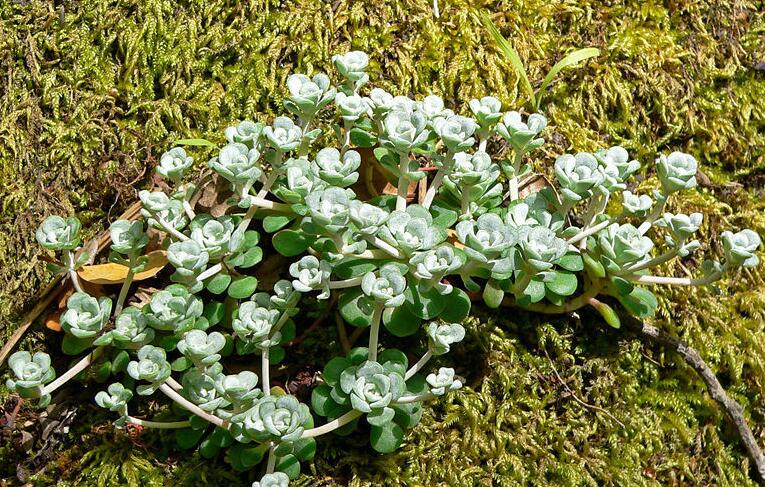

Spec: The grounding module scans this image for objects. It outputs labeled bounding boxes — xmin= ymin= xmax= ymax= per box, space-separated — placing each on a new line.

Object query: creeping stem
xmin=65 ymin=250 xmax=84 ymax=293
xmin=158 ymin=382 xmax=227 ymax=428
xmin=300 ymin=410 xmax=362 ymax=439
xmin=266 ymin=445 xmax=276 ymax=474
xmin=363 ymin=236 xmax=402 ymax=259
xmin=196 ymin=263 xmax=223 ymax=283
xmin=637 ymin=193 xmax=667 ymax=235
xmin=404 ymin=351 xmax=433 ymax=380
xmin=367 ymin=304 xmax=384 ymax=362
xmin=567 ymin=217 xmax=621 ymax=245
xmin=114 ymin=254 xmax=137 ymax=316
xmin=262 ymin=347 xmax=271 ymax=396
xmin=126 ymin=417 xmax=191 ymax=429
xmin=395 ymin=392 xmax=437 ymax=404
xmin=328 ymin=277 xmax=364 ymax=289
xmin=508 ymin=150 xmax=524 ymax=202
xmin=41 ymin=347 xmax=104 ymax=396
xmin=619 ymin=248 xmax=679 ymax=274
xmin=626 ymin=270 xmax=723 ymax=287
xmin=422 ymin=149 xmax=455 ymax=209
xmin=395 ymin=152 xmax=410 ymax=212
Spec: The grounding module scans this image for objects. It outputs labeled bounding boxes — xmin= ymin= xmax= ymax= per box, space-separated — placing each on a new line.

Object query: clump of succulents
xmin=7 ymin=51 xmax=761 ymax=486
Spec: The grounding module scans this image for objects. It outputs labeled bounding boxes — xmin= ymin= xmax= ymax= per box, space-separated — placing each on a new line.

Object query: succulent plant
xmin=60 ymin=292 xmax=112 ymax=339
xmin=6 ymin=351 xmax=55 ymax=398
xmin=426 ymin=322 xmax=466 ymax=355
xmin=157 ymin=147 xmax=194 ymax=182
xmin=36 ymin=215 xmax=81 ymax=251
xmin=27 ymin=50 xmax=762 ymax=485
xmin=127 ymin=345 xmax=172 ymax=395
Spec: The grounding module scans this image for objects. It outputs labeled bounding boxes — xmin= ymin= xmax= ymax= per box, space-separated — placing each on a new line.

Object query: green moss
xmin=1 ymin=0 xmax=764 ymax=484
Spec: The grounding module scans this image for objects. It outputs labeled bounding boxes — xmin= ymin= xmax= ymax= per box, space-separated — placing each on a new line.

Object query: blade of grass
xmin=175 ymin=138 xmax=218 ymax=148
xmin=481 ymin=12 xmax=535 ymax=109
xmin=536 ymin=48 xmax=600 ymax=109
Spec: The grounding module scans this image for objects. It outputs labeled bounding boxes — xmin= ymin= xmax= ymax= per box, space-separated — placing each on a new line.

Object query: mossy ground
xmin=1 ymin=0 xmax=764 ymax=485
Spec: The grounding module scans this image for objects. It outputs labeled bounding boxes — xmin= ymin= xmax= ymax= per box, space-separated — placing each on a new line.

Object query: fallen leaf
xmin=45 ymin=311 xmax=62 ymax=332
xmin=77 ymin=250 xmax=168 ymax=285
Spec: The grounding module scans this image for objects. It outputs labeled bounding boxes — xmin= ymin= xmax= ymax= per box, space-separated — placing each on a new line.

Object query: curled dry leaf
xmin=77 ymin=250 xmax=168 ymax=285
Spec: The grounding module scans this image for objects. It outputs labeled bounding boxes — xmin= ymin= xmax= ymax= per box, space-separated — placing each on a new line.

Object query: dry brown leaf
xmin=45 ymin=310 xmax=62 ymax=332
xmin=77 ymin=250 xmax=168 ymax=285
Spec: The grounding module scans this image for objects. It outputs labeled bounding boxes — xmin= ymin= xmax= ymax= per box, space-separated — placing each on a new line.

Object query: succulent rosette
xmin=426 ymin=322 xmax=466 ymax=355
xmin=182 ymin=369 xmax=229 ymax=412
xmin=232 ymin=298 xmax=281 ymax=349
xmin=109 ymin=220 xmax=148 ymax=255
xmin=721 ymin=229 xmax=761 ymax=268
xmin=284 ymin=73 xmax=335 ymax=116
xmin=36 ymin=215 xmax=81 ymax=251
xmin=225 ymin=120 xmax=264 ymax=147
xmin=332 ymin=51 xmax=369 ymax=85
xmin=234 ymin=394 xmax=311 ymax=445
xmin=313 ymin=148 xmax=361 ymax=187
xmin=252 ymin=472 xmax=290 ymax=487
xmin=554 ymin=152 xmax=606 ymax=201
xmin=621 ymin=191 xmax=653 ymax=218
xmin=361 ymin=264 xmax=408 ymax=307
xmin=304 ymin=186 xmax=352 ymax=234
xmin=289 ymin=256 xmax=331 ymax=299
xmin=189 ymin=214 xmax=239 ymax=260
xmin=520 ymin=226 xmax=568 ymax=272
xmin=455 ymin=213 xmax=517 ymax=266
xmin=157 ymin=147 xmax=194 ymax=182
xmin=6 ymin=351 xmax=55 ymax=399
xmin=138 ymin=190 xmax=189 ymax=231
xmin=215 ymin=371 xmax=262 ymax=408
xmin=469 ymin=96 xmax=503 ymax=128
xmin=209 ymin=142 xmax=263 ymax=185
xmin=338 ymin=360 xmax=406 ymax=426
xmin=94 ymin=307 xmax=154 ymax=349
xmin=60 ymin=292 xmax=112 ymax=339
xmin=264 ymin=116 xmax=303 ymax=152
xmin=349 ymin=200 xmax=389 ymax=235
xmin=95 ymin=382 xmax=133 ymax=420
xmin=596 ymin=223 xmax=654 ymax=270
xmin=426 ymin=367 xmax=462 ymax=396
xmin=410 ymin=244 xmax=463 ymax=294
xmin=167 ymin=239 xmax=209 ymax=291
xmin=126 ymin=345 xmax=172 ymax=395
xmin=496 ymin=111 xmax=546 ymax=153
xmin=656 ymin=151 xmax=697 ymax=193
xmin=433 ymin=114 xmax=477 ymax=151
xmin=176 ymin=329 xmax=226 ymax=367
xmin=335 ymin=92 xmax=368 ymax=122
xmin=143 ymin=284 xmax=204 ymax=333
xmin=380 ymin=109 xmax=431 ymax=153
xmin=378 ymin=205 xmax=445 ymax=256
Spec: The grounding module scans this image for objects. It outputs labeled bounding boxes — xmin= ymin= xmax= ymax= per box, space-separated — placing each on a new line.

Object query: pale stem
xmin=154 ymin=215 xmax=190 ymax=241
xmin=114 ymin=254 xmax=137 ymax=316
xmin=422 ymin=150 xmax=455 ymax=209
xmin=626 ymin=270 xmax=723 ymax=287
xmin=65 ymin=250 xmax=84 ymax=293
xmin=266 ymin=444 xmax=276 ymax=474
xmin=506 ymin=282 xmax=603 ymax=314
xmin=262 ymin=348 xmax=271 ymax=396
xmin=637 ymin=194 xmax=668 ymax=235
xmin=236 ymin=168 xmax=281 ymax=235
xmin=460 ymin=185 xmax=473 ymax=215
xmin=245 ymin=196 xmax=292 ymax=213
xmin=329 ymin=277 xmax=364 ymax=289
xmin=363 ymin=235 xmax=402 ymax=259
xmin=300 ymin=410 xmax=362 ymax=439
xmin=396 ymin=153 xmax=410 ymax=212
xmin=567 ymin=217 xmax=619 ymax=245
xmin=166 ymin=376 xmax=183 ymax=391
xmin=404 ymin=351 xmax=433 ymax=380
xmin=298 ymin=116 xmax=315 ymax=157
xmin=367 ymin=304 xmax=384 ymax=362
xmin=340 ymin=119 xmax=353 ymax=157
xmin=395 ymin=392 xmax=437 ymax=404
xmin=508 ymin=150 xmax=524 ymax=202
xmin=126 ymin=416 xmax=191 ymax=429
xmin=196 ymin=263 xmax=223 ymax=283
xmin=433 ymin=0 xmax=440 ymax=18
xmin=158 ymin=383 xmax=227 ymax=428
xmin=341 ymin=247 xmax=391 ymax=260
xmin=41 ymin=347 xmax=104 ymax=396
xmin=271 ymin=311 xmax=292 ymax=337
xmin=182 ymin=199 xmax=196 ymax=221
xmin=478 ymin=138 xmax=488 ymax=152
xmin=620 ymin=248 xmax=679 ymax=274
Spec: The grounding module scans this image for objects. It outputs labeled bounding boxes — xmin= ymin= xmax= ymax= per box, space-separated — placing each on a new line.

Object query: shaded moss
xmin=1 ymin=0 xmax=764 ymax=485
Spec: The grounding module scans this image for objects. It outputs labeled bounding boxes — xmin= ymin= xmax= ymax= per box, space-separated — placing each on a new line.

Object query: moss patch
xmin=1 ymin=0 xmax=764 ymax=484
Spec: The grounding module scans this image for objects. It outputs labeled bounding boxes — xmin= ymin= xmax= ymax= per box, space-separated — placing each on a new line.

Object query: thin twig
xmin=623 ymin=315 xmax=765 ymax=481
xmin=543 ymin=348 xmax=626 ymax=429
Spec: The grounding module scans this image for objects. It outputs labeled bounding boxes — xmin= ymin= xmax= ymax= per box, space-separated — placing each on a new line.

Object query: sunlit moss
xmin=1 ymin=0 xmax=763 ymax=484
